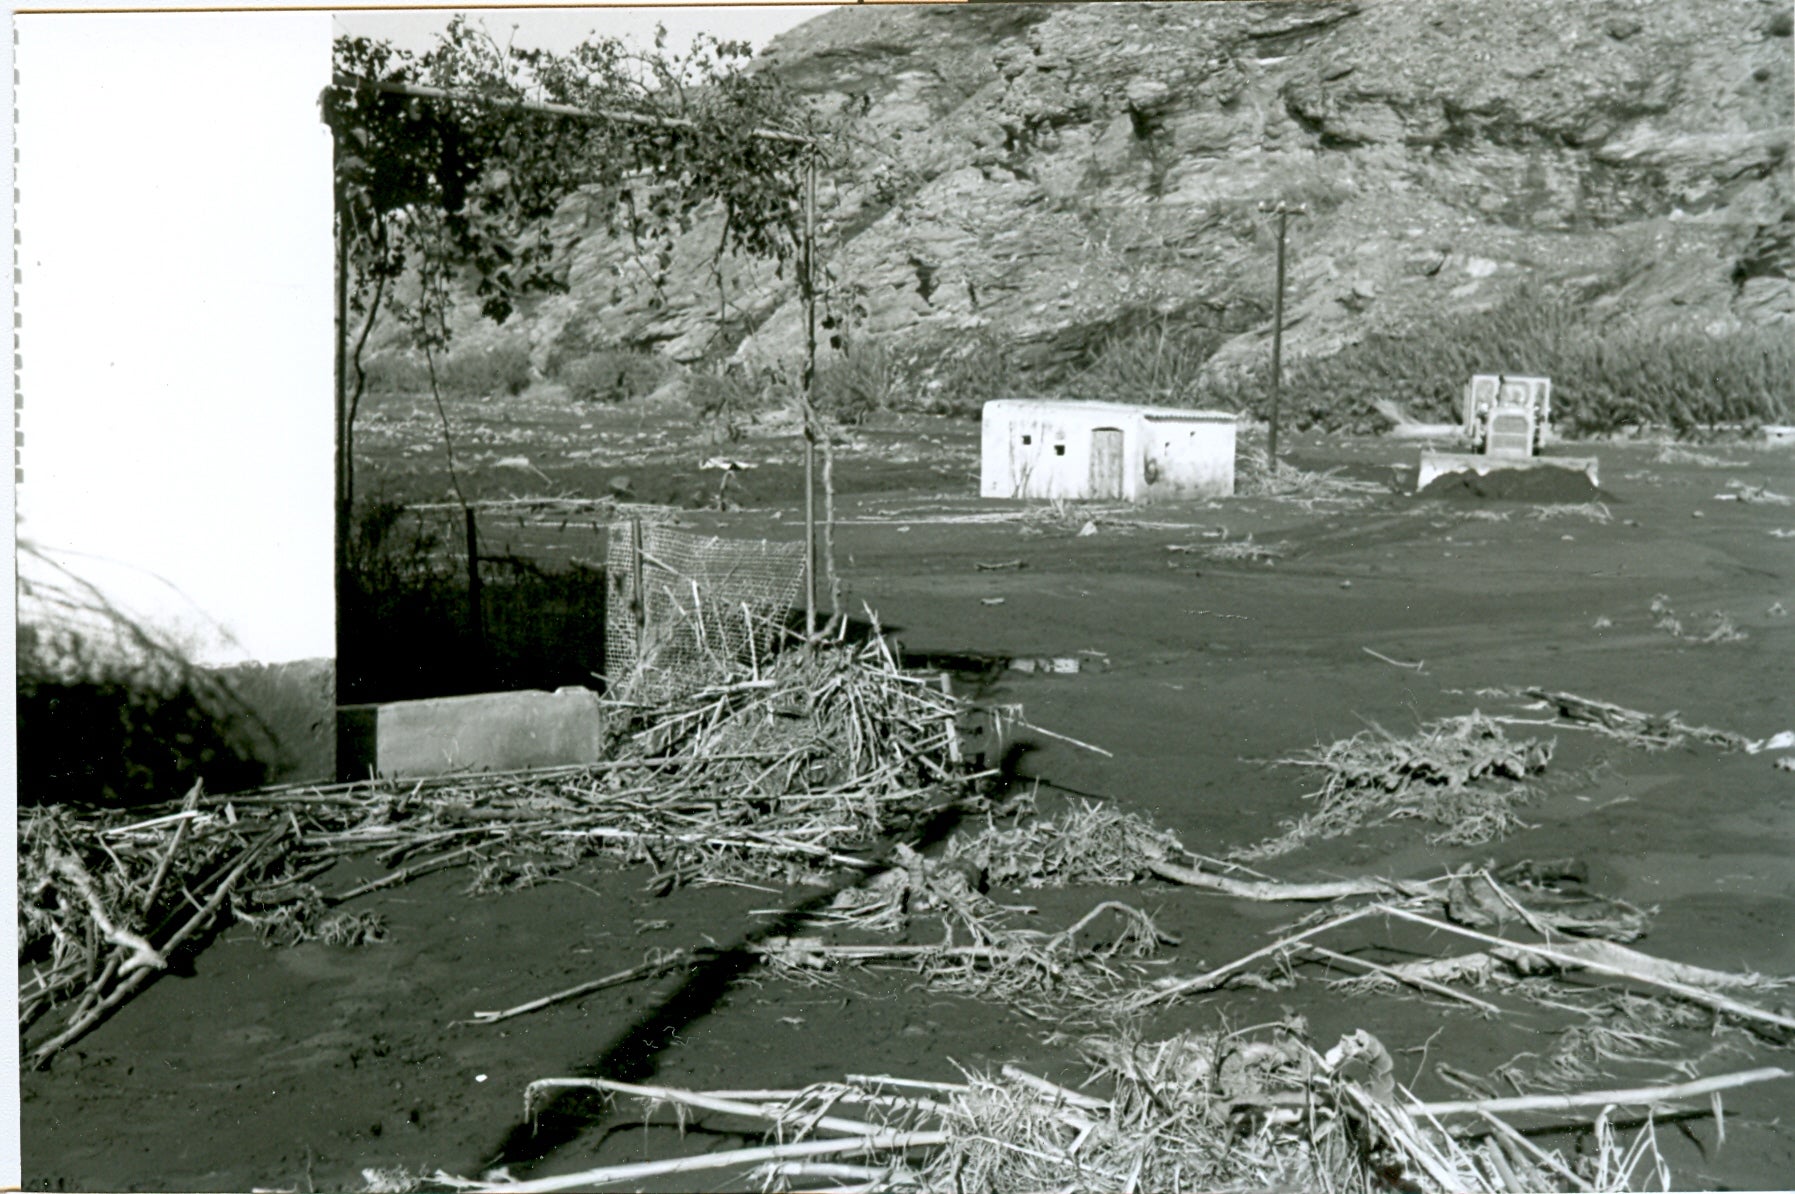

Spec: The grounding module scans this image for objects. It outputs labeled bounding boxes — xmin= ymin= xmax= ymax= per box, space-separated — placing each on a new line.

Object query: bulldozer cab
xmin=1463 ymin=374 xmax=1550 ymax=455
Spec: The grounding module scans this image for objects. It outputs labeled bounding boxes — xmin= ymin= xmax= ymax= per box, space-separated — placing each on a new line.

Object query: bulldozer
xmin=1463 ymin=373 xmax=1550 ymax=456
xmin=1416 ymin=373 xmax=1599 ymax=490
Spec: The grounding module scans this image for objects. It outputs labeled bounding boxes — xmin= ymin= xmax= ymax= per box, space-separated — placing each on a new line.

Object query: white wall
xmin=15 ymin=13 xmax=335 ymax=668
xmin=1143 ymin=416 xmax=1236 ymax=498
xmin=981 ymin=401 xmax=1140 ymax=502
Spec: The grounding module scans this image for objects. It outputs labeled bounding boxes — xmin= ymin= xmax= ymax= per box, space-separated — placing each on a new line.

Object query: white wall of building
xmin=982 ymin=400 xmax=1235 ymax=502
xmin=981 ymin=401 xmax=1136 ymax=502
xmin=15 ymin=12 xmax=335 ymax=668
xmin=1142 ymin=414 xmax=1236 ymax=497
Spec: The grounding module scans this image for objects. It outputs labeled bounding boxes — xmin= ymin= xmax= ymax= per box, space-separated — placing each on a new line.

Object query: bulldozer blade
xmin=1416 ymin=451 xmax=1600 ymax=492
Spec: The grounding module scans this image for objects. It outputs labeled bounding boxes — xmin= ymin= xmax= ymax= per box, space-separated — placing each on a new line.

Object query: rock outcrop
xmin=489 ymin=0 xmax=1794 ymax=386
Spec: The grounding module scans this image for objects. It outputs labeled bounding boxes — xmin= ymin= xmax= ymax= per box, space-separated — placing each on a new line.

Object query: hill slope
xmin=440 ymin=0 xmax=1794 ymax=417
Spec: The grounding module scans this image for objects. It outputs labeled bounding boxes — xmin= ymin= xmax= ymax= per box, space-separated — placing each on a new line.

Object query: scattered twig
xmin=463 ymin=951 xmax=697 ymax=1026
xmin=1373 ymin=905 xmax=1795 ymax=1035
xmin=1363 ymin=647 xmax=1425 ymax=672
xmin=1146 ymin=859 xmax=1438 ymax=902
xmin=1408 ymin=1066 xmax=1789 ymax=1119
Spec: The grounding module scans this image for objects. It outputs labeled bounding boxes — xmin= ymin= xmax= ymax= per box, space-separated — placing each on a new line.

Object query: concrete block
xmin=338 ymin=687 xmax=604 ymax=780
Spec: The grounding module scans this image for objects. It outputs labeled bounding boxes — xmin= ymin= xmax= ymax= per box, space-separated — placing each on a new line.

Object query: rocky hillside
xmin=471 ymin=0 xmax=1794 ymax=397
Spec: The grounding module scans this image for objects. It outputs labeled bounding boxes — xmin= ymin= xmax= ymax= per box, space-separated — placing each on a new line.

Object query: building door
xmin=1090 ymin=428 xmax=1124 ymax=499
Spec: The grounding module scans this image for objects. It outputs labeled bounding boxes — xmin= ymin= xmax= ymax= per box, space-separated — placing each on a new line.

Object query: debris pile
xmin=455 ymin=1023 xmax=1788 ymax=1194
xmin=1236 ymin=446 xmax=1385 ymax=508
xmin=17 ymin=635 xmax=979 ymax=1066
xmin=1237 ymin=713 xmax=1554 ymax=860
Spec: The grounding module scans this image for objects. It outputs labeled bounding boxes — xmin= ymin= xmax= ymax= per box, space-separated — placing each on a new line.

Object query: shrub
xmin=358 ymin=351 xmax=429 ymax=394
xmin=15 ymin=622 xmax=268 ymax=807
xmin=814 ymin=340 xmax=899 ymax=423
xmin=690 ymin=366 xmax=775 ymax=431
xmin=438 ymin=339 xmax=534 ymax=398
xmin=1199 ymin=289 xmax=1794 ymax=436
xmin=1070 ymin=319 xmax=1224 ymax=405
xmin=559 ymin=349 xmax=668 ymax=404
xmin=926 ymin=331 xmax=1023 ymax=417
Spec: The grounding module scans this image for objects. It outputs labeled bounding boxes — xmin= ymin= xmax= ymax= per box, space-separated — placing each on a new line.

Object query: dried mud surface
xmin=21 ymin=418 xmax=1795 ymax=1192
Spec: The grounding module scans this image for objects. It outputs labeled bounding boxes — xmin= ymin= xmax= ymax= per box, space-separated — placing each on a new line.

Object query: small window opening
xmin=1053 ymin=444 xmax=1066 ymax=457
xmin=1022 ymin=434 xmax=1032 ymax=445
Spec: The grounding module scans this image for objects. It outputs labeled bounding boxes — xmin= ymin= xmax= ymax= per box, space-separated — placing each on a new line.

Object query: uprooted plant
xmin=1234 ymin=713 xmax=1554 ymax=861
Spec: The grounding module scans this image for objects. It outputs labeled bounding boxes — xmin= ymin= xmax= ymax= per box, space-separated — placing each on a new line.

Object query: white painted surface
xmin=982 ymin=400 xmax=1236 ymax=502
xmin=15 ymin=12 xmax=335 ymax=668
xmin=1143 ymin=413 xmax=1237 ymax=497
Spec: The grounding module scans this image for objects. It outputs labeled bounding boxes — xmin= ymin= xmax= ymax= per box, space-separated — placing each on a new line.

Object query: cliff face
xmin=514 ymin=0 xmax=1793 ymax=383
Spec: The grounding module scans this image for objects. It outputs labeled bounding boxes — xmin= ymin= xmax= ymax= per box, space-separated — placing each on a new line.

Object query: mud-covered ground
xmin=21 ymin=391 xmax=1795 ymax=1191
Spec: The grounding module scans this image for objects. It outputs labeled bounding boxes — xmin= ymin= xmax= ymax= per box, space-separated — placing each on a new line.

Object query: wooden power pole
xmin=1260 ymin=201 xmax=1305 ymax=463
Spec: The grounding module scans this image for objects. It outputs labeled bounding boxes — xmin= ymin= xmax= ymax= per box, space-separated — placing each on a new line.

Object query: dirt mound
xmin=1419 ymin=465 xmax=1611 ymax=503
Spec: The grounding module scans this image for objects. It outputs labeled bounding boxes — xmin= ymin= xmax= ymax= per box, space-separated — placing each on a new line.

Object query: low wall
xmin=338 ymin=686 xmax=605 ymax=780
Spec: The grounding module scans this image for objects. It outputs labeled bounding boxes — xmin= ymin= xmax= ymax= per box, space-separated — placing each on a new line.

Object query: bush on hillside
xmin=1071 ymin=320 xmax=1225 ymax=405
xmin=814 ymin=340 xmax=900 ymax=424
xmin=439 ymin=340 xmax=534 ymax=398
xmin=559 ymin=349 xmax=668 ymax=404
xmin=358 ymin=351 xmax=430 ymax=395
xmin=1199 ymin=290 xmax=1794 ymax=436
xmin=923 ymin=331 xmax=1023 ymax=417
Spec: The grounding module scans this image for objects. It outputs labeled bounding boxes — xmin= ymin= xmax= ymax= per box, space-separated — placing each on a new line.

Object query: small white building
xmin=980 ymin=399 xmax=1237 ymax=502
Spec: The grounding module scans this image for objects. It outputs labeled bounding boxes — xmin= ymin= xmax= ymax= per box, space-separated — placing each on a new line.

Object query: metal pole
xmin=1269 ymin=207 xmax=1287 ymax=464
xmin=802 ymin=152 xmax=818 ymax=639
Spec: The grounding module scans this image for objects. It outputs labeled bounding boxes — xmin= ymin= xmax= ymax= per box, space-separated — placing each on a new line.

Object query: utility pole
xmin=802 ymin=151 xmax=819 ymax=640
xmin=1260 ymin=201 xmax=1304 ymax=463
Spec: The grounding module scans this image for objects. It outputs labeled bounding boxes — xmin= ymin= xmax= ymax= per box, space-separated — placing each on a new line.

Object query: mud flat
xmin=21 ymin=431 xmax=1795 ymax=1191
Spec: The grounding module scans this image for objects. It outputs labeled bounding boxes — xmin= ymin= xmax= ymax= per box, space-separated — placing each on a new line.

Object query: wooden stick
xmin=554 ymin=825 xmax=876 ymax=870
xmin=1408 ymin=1067 xmax=1789 ymax=1119
xmin=32 ymin=825 xmax=285 ymax=1066
xmin=141 ymin=784 xmax=204 ymax=916
xmin=998 ymin=1065 xmax=1111 ymax=1112
xmin=1374 ymin=905 xmax=1795 ymax=1033
xmin=751 ymin=1162 xmax=906 ymax=1184
xmin=196 ymin=754 xmax=790 ymax=806
xmin=331 ymin=71 xmax=814 ymax=145
xmin=1010 ymin=721 xmax=1114 ymax=758
xmin=1473 ymin=1110 xmax=1592 ymax=1191
xmin=1136 ymin=906 xmax=1379 ymax=1006
xmin=524 ymin=1076 xmax=888 ymax=1139
xmin=471 ymin=1129 xmax=952 ymax=1192
xmin=465 ymin=952 xmax=694 ymax=1025
xmin=845 ymin=1074 xmax=971 ymax=1096
xmin=1146 ymin=859 xmax=1439 ymax=902
xmin=1300 ymin=943 xmax=1501 ymax=1015
xmin=326 ymin=841 xmax=489 ymax=904
xmin=1536 ymin=937 xmax=1784 ymax=992
xmin=1363 ymin=647 xmax=1425 ymax=671
xmin=756 ymin=939 xmax=1034 ymax=963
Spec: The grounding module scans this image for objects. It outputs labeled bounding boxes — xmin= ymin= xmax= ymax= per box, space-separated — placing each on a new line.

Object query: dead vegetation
xmin=446 ymin=1023 xmax=1788 ymax=1194
xmin=1649 ymin=593 xmax=1749 ymax=644
xmin=18 ymin=635 xmax=980 ymax=1068
xmin=1235 ymin=445 xmax=1386 ymax=508
xmin=1528 ymin=501 xmax=1614 ymax=524
xmin=1234 ymin=714 xmax=1553 ymax=861
xmin=24 ymin=568 xmax=1794 ymax=1193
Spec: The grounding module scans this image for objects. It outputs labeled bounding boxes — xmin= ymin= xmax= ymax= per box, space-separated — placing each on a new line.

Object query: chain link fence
xmin=604 ymin=518 xmax=807 ymax=701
